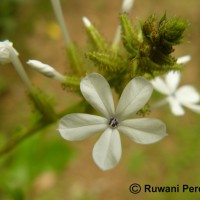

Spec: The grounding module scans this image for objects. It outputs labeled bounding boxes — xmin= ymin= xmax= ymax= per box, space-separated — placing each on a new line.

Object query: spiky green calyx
xmin=62 ymin=75 xmax=81 ymax=91
xmin=87 ymin=51 xmax=126 ymax=72
xmin=84 ymin=19 xmax=108 ymax=51
xmin=29 ymin=88 xmax=57 ymax=123
xmin=120 ymin=13 xmax=138 ymax=56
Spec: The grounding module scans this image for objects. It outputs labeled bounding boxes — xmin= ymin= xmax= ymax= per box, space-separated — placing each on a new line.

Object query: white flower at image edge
xmin=151 ymin=71 xmax=200 ymax=116
xmin=58 ymin=73 xmax=167 ymax=170
xmin=0 ymin=40 xmax=18 ymax=64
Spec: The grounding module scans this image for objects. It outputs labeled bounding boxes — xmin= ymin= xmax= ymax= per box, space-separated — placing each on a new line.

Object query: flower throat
xmin=108 ymin=117 xmax=119 ymax=128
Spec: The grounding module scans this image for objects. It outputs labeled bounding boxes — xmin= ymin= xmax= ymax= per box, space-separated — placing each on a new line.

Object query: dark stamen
xmin=108 ymin=117 xmax=119 ymax=128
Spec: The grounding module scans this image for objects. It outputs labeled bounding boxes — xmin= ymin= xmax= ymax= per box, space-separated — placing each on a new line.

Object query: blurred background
xmin=0 ymin=0 xmax=200 ymax=199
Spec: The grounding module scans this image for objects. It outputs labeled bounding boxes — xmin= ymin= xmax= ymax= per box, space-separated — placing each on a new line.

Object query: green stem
xmin=0 ymin=101 xmax=85 ymax=156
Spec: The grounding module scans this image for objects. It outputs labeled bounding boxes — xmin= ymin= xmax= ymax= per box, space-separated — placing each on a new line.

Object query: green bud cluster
xmin=142 ymin=14 xmax=188 ymax=65
xmin=84 ymin=13 xmax=188 ymax=93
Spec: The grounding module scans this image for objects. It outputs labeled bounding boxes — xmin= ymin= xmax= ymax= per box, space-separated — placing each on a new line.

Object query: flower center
xmin=108 ymin=117 xmax=119 ymax=128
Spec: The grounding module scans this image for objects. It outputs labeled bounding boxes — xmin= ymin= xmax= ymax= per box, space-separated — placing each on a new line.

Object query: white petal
xmin=80 ymin=73 xmax=115 ymax=118
xmin=116 ymin=77 xmax=153 ymax=120
xmin=176 ymin=85 xmax=200 ymax=104
xmin=177 ymin=55 xmax=191 ymax=64
xmin=151 ymin=77 xmax=171 ymax=95
xmin=118 ymin=118 xmax=167 ymax=144
xmin=92 ymin=128 xmax=121 ymax=170
xmin=165 ymin=71 xmax=180 ymax=92
xmin=58 ymin=113 xmax=107 ymax=141
xmin=183 ymin=103 xmax=200 ymax=114
xmin=167 ymin=97 xmax=185 ymax=116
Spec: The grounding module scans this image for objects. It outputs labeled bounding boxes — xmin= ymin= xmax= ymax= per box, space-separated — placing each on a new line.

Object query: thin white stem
xmin=9 ymin=47 xmax=33 ymax=91
xmin=150 ymin=98 xmax=168 ymax=110
xmin=51 ymin=0 xmax=71 ymax=46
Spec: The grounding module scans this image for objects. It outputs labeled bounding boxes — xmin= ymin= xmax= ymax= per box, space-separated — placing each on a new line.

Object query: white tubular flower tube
xmin=50 ymin=0 xmax=71 ymax=46
xmin=0 ymin=40 xmax=32 ymax=91
xmin=27 ymin=60 xmax=65 ymax=82
xmin=112 ymin=0 xmax=135 ymax=48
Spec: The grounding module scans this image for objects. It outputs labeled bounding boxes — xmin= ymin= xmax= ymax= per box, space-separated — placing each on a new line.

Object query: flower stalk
xmin=51 ymin=0 xmax=83 ymax=74
xmin=50 ymin=0 xmax=71 ymax=46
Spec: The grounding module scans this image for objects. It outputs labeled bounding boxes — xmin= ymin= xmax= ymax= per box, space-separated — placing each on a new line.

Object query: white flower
xmin=0 ymin=40 xmax=32 ymax=91
xmin=0 ymin=40 xmax=18 ymax=64
xmin=58 ymin=73 xmax=167 ymax=170
xmin=151 ymin=71 xmax=200 ymax=116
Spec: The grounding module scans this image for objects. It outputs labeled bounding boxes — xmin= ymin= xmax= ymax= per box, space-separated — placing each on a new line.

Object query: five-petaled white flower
xmin=58 ymin=73 xmax=167 ymax=170
xmin=151 ymin=71 xmax=200 ymax=116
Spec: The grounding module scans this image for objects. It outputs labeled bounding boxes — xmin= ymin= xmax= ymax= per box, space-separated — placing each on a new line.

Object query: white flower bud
xmin=177 ymin=55 xmax=191 ymax=64
xmin=27 ymin=60 xmax=65 ymax=82
xmin=122 ymin=0 xmax=135 ymax=13
xmin=27 ymin=60 xmax=56 ymax=78
xmin=82 ymin=16 xmax=91 ymax=28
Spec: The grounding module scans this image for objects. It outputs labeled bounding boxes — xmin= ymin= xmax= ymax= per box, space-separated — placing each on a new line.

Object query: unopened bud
xmin=82 ymin=16 xmax=91 ymax=28
xmin=27 ymin=60 xmax=65 ymax=82
xmin=122 ymin=0 xmax=135 ymax=13
xmin=177 ymin=55 xmax=191 ymax=64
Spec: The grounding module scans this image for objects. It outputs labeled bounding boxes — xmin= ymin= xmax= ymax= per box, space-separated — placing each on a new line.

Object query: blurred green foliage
xmin=0 ymin=0 xmax=24 ymax=40
xmin=0 ymin=76 xmax=7 ymax=95
xmin=0 ymin=131 xmax=76 ymax=200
